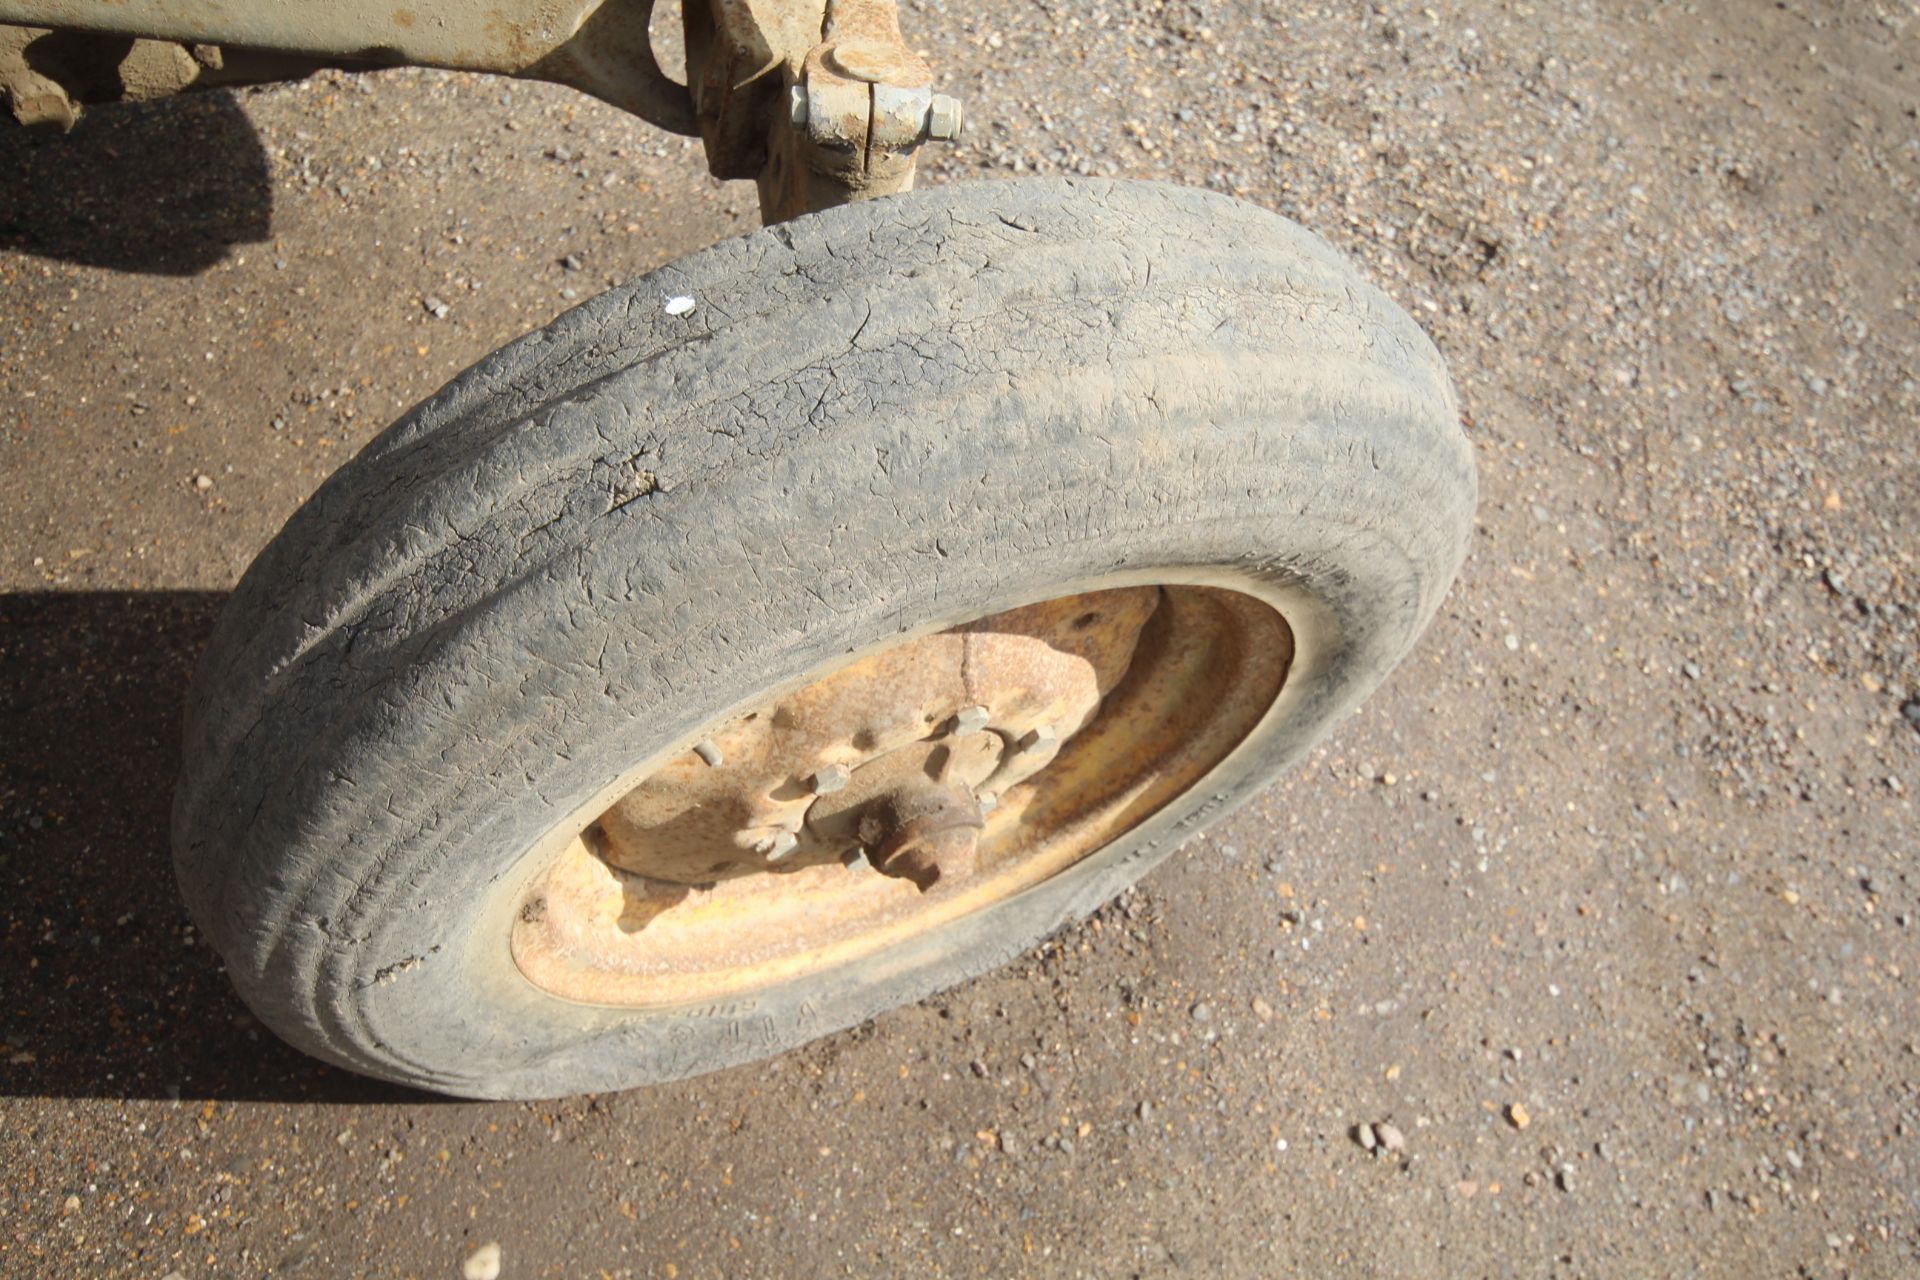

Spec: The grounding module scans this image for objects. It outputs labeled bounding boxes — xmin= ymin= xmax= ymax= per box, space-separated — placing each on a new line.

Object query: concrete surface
xmin=2 ymin=0 xmax=1917 ymax=1275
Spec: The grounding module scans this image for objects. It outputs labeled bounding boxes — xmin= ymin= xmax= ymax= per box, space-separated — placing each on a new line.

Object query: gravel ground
xmin=3 ymin=1 xmax=1918 ymax=1275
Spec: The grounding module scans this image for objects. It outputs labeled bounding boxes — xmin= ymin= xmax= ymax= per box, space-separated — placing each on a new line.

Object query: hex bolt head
xmin=1017 ymin=724 xmax=1058 ymax=756
xmin=810 ymin=763 xmax=851 ymax=795
xmin=977 ymin=792 xmax=999 ymax=814
xmin=787 ymin=83 xmax=809 ymax=128
xmin=950 ymin=705 xmax=990 ymax=736
xmin=757 ymin=831 xmax=800 ymax=863
xmin=926 ymin=94 xmax=963 ymax=141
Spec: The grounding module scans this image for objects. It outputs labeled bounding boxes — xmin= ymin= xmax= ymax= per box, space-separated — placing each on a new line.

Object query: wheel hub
xmin=512 ymin=584 xmax=1293 ymax=1008
xmin=585 ymin=590 xmax=1155 ymax=890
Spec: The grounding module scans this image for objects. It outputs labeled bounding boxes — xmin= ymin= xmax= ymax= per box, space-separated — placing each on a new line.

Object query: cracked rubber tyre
xmin=172 ymin=178 xmax=1474 ymax=1099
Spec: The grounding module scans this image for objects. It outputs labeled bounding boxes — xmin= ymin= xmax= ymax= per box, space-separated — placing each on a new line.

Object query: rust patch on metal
xmin=1 ymin=0 xmax=700 ymax=133
xmin=864 ymin=778 xmax=984 ymax=890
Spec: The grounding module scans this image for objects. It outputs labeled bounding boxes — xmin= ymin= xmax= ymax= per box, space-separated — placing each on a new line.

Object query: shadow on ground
xmin=0 ymin=591 xmax=419 ymax=1104
xmin=0 ymin=90 xmax=272 ymax=275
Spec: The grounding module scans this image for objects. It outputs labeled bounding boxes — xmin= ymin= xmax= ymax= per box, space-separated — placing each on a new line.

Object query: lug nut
xmin=756 ymin=831 xmax=800 ymax=863
xmin=926 ymin=94 xmax=963 ymax=141
xmin=788 ymin=83 xmax=809 ymax=128
xmin=950 ymin=705 xmax=990 ymax=736
xmin=1016 ymin=723 xmax=1058 ymax=756
xmin=810 ymin=763 xmax=851 ymax=795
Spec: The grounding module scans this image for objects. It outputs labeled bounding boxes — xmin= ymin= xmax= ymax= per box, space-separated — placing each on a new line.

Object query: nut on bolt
xmin=949 ymin=705 xmax=990 ymax=736
xmin=1016 ymin=723 xmax=1058 ymax=757
xmin=810 ymin=763 xmax=851 ymax=795
xmin=926 ymin=94 xmax=963 ymax=141
xmin=787 ymin=83 xmax=809 ymax=128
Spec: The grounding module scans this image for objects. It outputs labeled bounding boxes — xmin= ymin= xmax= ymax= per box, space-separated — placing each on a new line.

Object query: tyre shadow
xmin=0 ymin=590 xmax=420 ymax=1104
xmin=0 ymin=89 xmax=272 ymax=276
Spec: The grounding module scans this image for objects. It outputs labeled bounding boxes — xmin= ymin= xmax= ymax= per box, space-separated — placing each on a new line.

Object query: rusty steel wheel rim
xmin=510 ymin=584 xmax=1293 ymax=1007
